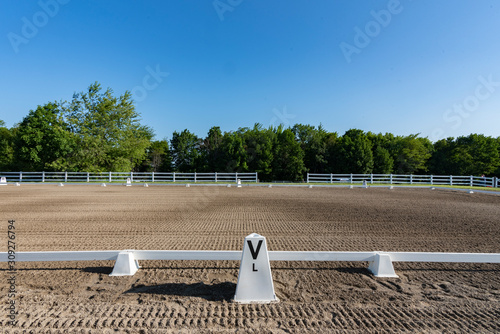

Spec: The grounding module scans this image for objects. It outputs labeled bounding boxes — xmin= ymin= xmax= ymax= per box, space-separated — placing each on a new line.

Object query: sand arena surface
xmin=1 ymin=185 xmax=500 ymax=333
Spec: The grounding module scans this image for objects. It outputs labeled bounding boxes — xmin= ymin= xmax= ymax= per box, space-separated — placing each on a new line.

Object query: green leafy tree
xmin=14 ymin=103 xmax=73 ymax=171
xmin=241 ymin=124 xmax=275 ymax=181
xmin=170 ymin=129 xmax=201 ymax=172
xmin=58 ymin=82 xmax=153 ymax=172
xmin=272 ymin=126 xmax=306 ymax=181
xmin=292 ymin=124 xmax=329 ymax=173
xmin=428 ymin=138 xmax=455 ymax=175
xmin=335 ymin=129 xmax=374 ymax=174
xmin=449 ymin=134 xmax=500 ymax=175
xmin=220 ymin=131 xmax=248 ymax=172
xmin=392 ymin=135 xmax=433 ymax=174
xmin=373 ymin=145 xmax=394 ymax=174
xmin=137 ymin=139 xmax=172 ymax=172
xmin=200 ymin=126 xmax=225 ymax=172
xmin=0 ymin=121 xmax=15 ymax=171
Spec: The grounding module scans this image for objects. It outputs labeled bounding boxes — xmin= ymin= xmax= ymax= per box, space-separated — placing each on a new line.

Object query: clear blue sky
xmin=1 ymin=0 xmax=499 ymax=142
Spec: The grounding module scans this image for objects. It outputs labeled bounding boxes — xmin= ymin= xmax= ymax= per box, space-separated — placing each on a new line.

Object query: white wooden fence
xmin=0 ymin=172 xmax=258 ymax=183
xmin=307 ymin=173 xmax=499 ymax=188
xmin=2 ymin=233 xmax=499 ymax=303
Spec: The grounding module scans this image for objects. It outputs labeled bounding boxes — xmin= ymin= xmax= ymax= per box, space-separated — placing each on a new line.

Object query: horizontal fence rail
xmin=0 ymin=172 xmax=258 ymax=184
xmin=2 ymin=250 xmax=499 ymax=266
xmin=307 ymin=173 xmax=498 ymax=188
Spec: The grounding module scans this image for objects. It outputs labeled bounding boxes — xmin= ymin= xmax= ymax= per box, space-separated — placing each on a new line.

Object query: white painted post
xmin=194 ymin=172 xmax=197 ymax=183
xmin=87 ymin=172 xmax=90 ymax=183
xmin=470 ymin=175 xmax=473 ymax=187
xmin=234 ymin=233 xmax=278 ymax=304
xmin=235 ymin=172 xmax=238 ymax=183
xmin=450 ymin=175 xmax=453 ymax=186
xmin=130 ymin=172 xmax=133 ymax=183
xmin=173 ymin=172 xmax=176 ymax=182
xmin=430 ymin=175 xmax=433 ymax=185
xmin=42 ymin=171 xmax=45 ymax=183
xmin=110 ymin=251 xmax=140 ymax=276
xmin=109 ymin=172 xmax=112 ymax=183
xmin=410 ymin=174 xmax=413 ymax=185
xmin=370 ymin=174 xmax=373 ymax=184
xmin=390 ymin=174 xmax=393 ymax=185
xmin=19 ymin=172 xmax=22 ymax=182
xmin=152 ymin=172 xmax=155 ymax=183
xmin=64 ymin=172 xmax=68 ymax=183
xmin=215 ymin=172 xmax=217 ymax=183
xmin=330 ymin=173 xmax=333 ymax=184
xmin=350 ymin=174 xmax=353 ymax=184
xmin=368 ymin=253 xmax=398 ymax=278
xmin=307 ymin=173 xmax=309 ymax=183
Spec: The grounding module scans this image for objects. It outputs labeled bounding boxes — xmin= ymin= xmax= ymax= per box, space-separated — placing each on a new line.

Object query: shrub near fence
xmin=0 ymin=172 xmax=258 ymax=183
xmin=307 ymin=174 xmax=499 ymax=188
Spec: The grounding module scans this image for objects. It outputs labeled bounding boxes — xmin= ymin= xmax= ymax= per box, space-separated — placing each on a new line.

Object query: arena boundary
xmin=2 ymin=233 xmax=499 ymax=303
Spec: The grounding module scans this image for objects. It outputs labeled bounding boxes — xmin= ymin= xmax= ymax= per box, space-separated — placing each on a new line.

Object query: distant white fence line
xmin=307 ymin=173 xmax=499 ymax=188
xmin=0 ymin=172 xmax=258 ymax=183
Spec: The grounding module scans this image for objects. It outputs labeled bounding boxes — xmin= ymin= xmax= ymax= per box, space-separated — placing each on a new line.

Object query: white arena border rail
xmin=307 ymin=173 xmax=499 ymax=188
xmin=2 ymin=233 xmax=499 ymax=303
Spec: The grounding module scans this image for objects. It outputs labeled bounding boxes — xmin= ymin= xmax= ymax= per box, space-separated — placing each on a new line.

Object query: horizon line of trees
xmin=1 ymin=83 xmax=499 ymax=181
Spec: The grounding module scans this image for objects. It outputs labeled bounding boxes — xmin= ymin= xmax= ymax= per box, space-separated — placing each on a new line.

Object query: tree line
xmin=1 ymin=83 xmax=499 ymax=181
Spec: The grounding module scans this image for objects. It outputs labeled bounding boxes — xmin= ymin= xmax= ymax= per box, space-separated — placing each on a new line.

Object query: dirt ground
xmin=1 ymin=184 xmax=499 ymax=333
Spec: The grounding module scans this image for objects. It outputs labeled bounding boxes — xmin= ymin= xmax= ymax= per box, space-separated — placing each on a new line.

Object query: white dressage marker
xmin=125 ymin=178 xmax=132 ymax=186
xmin=0 ymin=177 xmax=7 ymax=185
xmin=234 ymin=233 xmax=278 ymax=304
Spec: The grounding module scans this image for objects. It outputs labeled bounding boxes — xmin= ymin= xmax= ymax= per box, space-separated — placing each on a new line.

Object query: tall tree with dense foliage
xmin=14 ymin=103 xmax=73 ymax=171
xmin=0 ymin=120 xmax=14 ymax=171
xmin=272 ymin=126 xmax=306 ymax=181
xmin=448 ymin=134 xmax=500 ymax=176
xmin=137 ymin=139 xmax=172 ymax=172
xmin=241 ymin=124 xmax=275 ymax=181
xmin=199 ymin=126 xmax=225 ymax=172
xmin=335 ymin=129 xmax=374 ymax=174
xmin=170 ymin=129 xmax=201 ymax=172
xmin=392 ymin=135 xmax=433 ymax=174
xmin=292 ymin=124 xmax=329 ymax=173
xmin=220 ymin=131 xmax=248 ymax=172
xmin=57 ymin=82 xmax=154 ymax=172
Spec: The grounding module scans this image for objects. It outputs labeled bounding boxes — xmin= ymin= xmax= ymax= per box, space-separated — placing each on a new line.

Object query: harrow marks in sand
xmin=0 ymin=185 xmax=499 ymax=332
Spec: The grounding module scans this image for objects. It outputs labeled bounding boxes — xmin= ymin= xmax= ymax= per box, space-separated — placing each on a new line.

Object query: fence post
xmin=307 ymin=173 xmax=309 ymax=183
xmin=215 ymin=172 xmax=217 ymax=183
xmin=109 ymin=172 xmax=112 ymax=183
xmin=390 ymin=174 xmax=393 ymax=185
xmin=350 ymin=173 xmax=353 ymax=184
xmin=495 ymin=177 xmax=498 ymax=188
xmin=65 ymin=172 xmax=68 ymax=183
xmin=430 ymin=175 xmax=433 ymax=185
xmin=235 ymin=172 xmax=238 ymax=183
xmin=87 ymin=172 xmax=90 ymax=183
xmin=450 ymin=175 xmax=453 ymax=186
xmin=410 ymin=174 xmax=413 ymax=185
xmin=173 ymin=172 xmax=176 ymax=182
xmin=42 ymin=171 xmax=45 ymax=183
xmin=19 ymin=172 xmax=22 ymax=182
xmin=130 ymin=172 xmax=133 ymax=183
xmin=370 ymin=174 xmax=373 ymax=184
xmin=152 ymin=172 xmax=155 ymax=183
xmin=194 ymin=172 xmax=197 ymax=183
xmin=330 ymin=173 xmax=333 ymax=184
xmin=470 ymin=175 xmax=473 ymax=187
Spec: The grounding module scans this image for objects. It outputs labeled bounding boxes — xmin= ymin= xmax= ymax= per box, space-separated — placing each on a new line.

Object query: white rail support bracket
xmin=110 ymin=250 xmax=140 ymax=276
xmin=368 ymin=253 xmax=398 ymax=278
xmin=234 ymin=233 xmax=278 ymax=304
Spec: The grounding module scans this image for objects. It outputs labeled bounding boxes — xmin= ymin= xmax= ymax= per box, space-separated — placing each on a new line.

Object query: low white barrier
xmin=2 ymin=233 xmax=499 ymax=303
